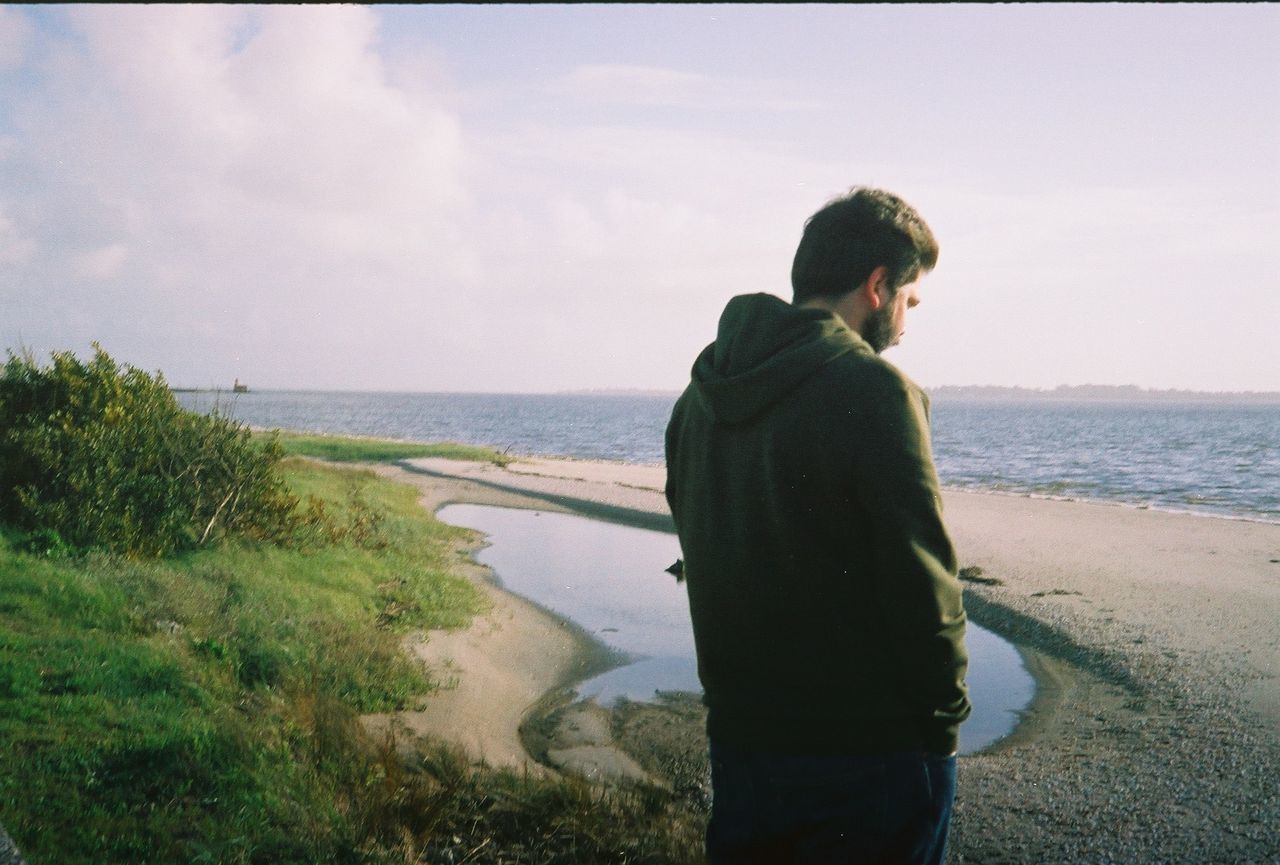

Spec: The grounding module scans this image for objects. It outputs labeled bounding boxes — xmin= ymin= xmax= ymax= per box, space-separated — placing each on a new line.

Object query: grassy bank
xmin=270 ymin=430 xmax=513 ymax=466
xmin=0 ymin=458 xmax=486 ymax=862
xmin=0 ymin=454 xmax=703 ymax=864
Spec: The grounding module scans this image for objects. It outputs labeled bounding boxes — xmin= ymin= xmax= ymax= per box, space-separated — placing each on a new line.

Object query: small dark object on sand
xmin=666 ymin=559 xmax=685 ymax=582
xmin=958 ymin=565 xmax=1003 ymax=586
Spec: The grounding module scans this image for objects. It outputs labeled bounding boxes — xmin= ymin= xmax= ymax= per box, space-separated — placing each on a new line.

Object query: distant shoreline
xmin=172 ymin=385 xmax=1280 ymax=404
xmin=927 ymin=384 xmax=1280 ymax=403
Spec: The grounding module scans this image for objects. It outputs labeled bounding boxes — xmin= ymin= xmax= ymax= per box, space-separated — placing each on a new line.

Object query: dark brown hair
xmin=790 ymin=186 xmax=939 ymax=304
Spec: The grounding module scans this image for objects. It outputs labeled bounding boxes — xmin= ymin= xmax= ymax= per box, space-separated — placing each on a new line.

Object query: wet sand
xmin=364 ymin=456 xmax=1280 ymax=863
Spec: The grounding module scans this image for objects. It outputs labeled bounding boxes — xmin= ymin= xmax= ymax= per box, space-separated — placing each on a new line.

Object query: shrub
xmin=0 ymin=345 xmax=298 ymax=557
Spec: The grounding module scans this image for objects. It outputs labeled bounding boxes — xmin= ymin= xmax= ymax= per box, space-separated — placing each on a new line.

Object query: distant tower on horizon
xmin=233 ymin=378 xmax=248 ymax=393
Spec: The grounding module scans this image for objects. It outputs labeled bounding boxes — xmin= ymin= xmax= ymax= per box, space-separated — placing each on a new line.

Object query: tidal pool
xmin=438 ymin=503 xmax=1034 ymax=755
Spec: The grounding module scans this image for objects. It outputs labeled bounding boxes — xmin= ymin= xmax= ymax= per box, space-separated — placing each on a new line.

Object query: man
xmin=665 ymin=187 xmax=970 ymax=865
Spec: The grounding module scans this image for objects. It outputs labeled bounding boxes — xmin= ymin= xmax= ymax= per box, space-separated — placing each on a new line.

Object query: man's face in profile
xmin=862 ymin=276 xmax=923 ymax=354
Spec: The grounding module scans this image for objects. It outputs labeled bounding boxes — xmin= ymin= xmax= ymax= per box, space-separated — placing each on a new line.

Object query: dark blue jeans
xmin=706 ymin=740 xmax=957 ymax=865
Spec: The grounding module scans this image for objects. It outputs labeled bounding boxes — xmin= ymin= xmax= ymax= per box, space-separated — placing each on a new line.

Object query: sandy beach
xmin=364 ymin=456 xmax=1279 ymax=864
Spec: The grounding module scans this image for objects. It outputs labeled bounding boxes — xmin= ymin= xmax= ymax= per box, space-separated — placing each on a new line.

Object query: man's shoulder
xmin=821 ymin=346 xmax=923 ymax=404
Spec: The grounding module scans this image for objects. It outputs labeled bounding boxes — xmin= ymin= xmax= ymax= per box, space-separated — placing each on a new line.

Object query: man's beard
xmin=860 ymin=304 xmax=897 ymax=354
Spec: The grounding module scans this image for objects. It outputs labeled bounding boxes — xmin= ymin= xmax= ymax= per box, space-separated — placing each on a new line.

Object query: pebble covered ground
xmin=947 ymin=585 xmax=1278 ymax=864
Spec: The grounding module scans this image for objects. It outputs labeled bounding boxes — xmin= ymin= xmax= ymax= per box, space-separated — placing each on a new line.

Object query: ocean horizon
xmin=173 ymin=384 xmax=1280 ymax=401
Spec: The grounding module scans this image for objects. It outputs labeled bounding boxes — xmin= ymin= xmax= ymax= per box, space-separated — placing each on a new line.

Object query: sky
xmin=0 ymin=4 xmax=1277 ymax=393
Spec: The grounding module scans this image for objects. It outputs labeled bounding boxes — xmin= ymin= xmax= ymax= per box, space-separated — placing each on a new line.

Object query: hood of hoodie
xmin=692 ymin=293 xmax=867 ymax=425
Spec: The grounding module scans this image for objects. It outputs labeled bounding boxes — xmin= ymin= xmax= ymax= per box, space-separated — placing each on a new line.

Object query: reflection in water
xmin=438 ymin=503 xmax=1034 ymax=754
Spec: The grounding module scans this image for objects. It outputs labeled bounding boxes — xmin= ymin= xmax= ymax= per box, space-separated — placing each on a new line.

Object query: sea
xmin=176 ymin=390 xmax=1280 ymax=524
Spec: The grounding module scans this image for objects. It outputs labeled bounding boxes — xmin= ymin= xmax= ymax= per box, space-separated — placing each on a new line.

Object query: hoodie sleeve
xmin=664 ymin=390 xmax=686 ymax=525
xmin=848 ymin=372 xmax=970 ymax=734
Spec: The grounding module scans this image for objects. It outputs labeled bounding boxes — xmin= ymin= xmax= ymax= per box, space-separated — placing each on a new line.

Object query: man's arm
xmin=849 ymin=373 xmax=970 ymax=729
xmin=664 ymin=391 xmax=686 ymax=527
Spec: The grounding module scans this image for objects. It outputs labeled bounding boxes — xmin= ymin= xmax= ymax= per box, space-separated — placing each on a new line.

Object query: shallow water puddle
xmin=438 ymin=503 xmax=1034 ymax=754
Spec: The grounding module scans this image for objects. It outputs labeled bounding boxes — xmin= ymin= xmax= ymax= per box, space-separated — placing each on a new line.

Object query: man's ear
xmin=864 ymin=265 xmax=890 ymax=311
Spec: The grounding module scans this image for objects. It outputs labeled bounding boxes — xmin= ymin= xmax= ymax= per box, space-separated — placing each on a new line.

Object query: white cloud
xmin=50 ymin=6 xmax=468 ymax=233
xmin=3 ymin=6 xmax=478 ymax=387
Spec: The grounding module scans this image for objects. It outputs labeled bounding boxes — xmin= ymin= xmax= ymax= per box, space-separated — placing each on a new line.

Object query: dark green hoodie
xmin=665 ymin=293 xmax=970 ymax=755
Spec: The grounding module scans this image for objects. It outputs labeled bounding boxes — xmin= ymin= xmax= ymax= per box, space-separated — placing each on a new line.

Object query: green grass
xmin=0 ymin=456 xmax=704 ymax=864
xmin=0 ymin=460 xmax=487 ymax=864
xmin=269 ymin=431 xmax=512 ymax=466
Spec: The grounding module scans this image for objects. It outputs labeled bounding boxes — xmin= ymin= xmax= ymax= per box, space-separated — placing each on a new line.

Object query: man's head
xmin=790 ymin=187 xmax=938 ymax=352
